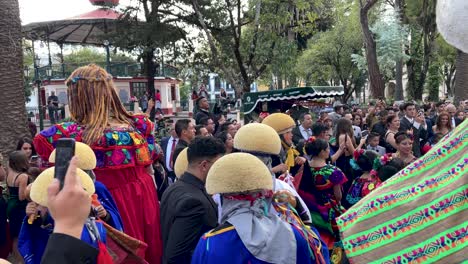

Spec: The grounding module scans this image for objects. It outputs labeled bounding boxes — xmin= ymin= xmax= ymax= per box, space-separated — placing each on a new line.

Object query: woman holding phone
xmin=16 ymin=137 xmax=40 ymax=168
xmin=34 ymin=64 xmax=162 ymax=264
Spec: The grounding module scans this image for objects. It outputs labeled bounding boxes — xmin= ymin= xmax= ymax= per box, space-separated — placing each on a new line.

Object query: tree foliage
xmin=297 ymin=3 xmax=365 ymax=102
xmin=352 ymin=9 xmax=409 ymax=82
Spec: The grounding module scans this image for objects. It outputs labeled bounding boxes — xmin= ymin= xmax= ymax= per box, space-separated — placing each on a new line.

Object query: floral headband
xmin=306 ymin=136 xmax=317 ymax=144
xmin=373 ymin=153 xmax=393 ymax=171
xmin=353 ymin=149 xmax=365 ymax=161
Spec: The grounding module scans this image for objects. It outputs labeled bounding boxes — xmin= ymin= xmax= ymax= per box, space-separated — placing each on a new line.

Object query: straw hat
xmin=262 ymin=113 xmax=295 ymax=135
xmin=234 ymin=123 xmax=281 ymax=155
xmin=49 ymin=141 xmax=97 ymax=170
xmin=206 ymin=153 xmax=273 ymax=195
xmin=30 ymin=167 xmax=95 ymax=207
xmin=174 ymin=147 xmax=188 ymax=178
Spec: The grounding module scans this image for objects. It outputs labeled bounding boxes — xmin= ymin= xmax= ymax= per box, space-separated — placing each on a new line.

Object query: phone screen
xmin=54 ymin=139 xmax=76 ymax=190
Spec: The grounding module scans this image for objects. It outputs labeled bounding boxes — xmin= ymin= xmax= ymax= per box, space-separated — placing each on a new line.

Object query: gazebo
xmin=22 ymin=0 xmax=181 ymax=129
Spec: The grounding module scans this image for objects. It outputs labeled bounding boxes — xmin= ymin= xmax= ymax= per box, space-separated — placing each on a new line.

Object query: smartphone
xmin=30 ymin=155 xmax=39 ymax=162
xmin=54 ymin=138 xmax=76 ymax=190
xmin=362 ymin=130 xmax=369 ymax=137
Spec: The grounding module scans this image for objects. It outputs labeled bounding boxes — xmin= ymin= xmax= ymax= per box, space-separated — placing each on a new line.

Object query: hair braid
xmin=66 ymin=64 xmax=133 ymax=144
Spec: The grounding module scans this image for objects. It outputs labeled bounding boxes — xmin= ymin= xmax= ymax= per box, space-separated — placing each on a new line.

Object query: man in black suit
xmin=160 ymin=123 xmax=178 ymax=181
xmin=194 ymin=96 xmax=212 ymax=125
xmin=41 ymin=157 xmax=98 ymax=263
xmin=172 ymin=119 xmax=196 ymax=165
xmin=430 ymin=101 xmax=446 ymax=125
xmin=160 ymin=137 xmax=225 ymax=264
xmin=399 ymin=102 xmax=428 ymax=158
xmin=292 ymin=113 xmax=313 ymax=145
xmin=446 ymin=103 xmax=463 ymax=127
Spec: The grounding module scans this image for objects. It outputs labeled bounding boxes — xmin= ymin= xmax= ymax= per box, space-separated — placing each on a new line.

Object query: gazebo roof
xmin=22 ymin=7 xmax=122 ymax=45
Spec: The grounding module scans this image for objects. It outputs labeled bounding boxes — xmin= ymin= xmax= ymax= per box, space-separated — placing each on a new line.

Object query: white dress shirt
xmin=165 ymin=136 xmax=178 ymax=171
xmin=299 ymin=125 xmax=312 ymax=141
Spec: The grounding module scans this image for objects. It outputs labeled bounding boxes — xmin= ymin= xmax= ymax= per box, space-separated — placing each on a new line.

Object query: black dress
xmin=6 ymin=173 xmax=29 ymax=238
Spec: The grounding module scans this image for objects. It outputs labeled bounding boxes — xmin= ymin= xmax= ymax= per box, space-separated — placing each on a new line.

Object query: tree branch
xmin=247 ymin=0 xmax=262 ymax=68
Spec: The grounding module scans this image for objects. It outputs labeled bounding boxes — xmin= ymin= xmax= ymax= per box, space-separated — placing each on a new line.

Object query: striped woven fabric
xmin=337 ymin=119 xmax=468 ymax=264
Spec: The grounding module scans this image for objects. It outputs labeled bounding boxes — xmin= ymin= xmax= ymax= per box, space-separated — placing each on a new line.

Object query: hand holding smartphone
xmin=361 ymin=130 xmax=369 ymax=138
xmin=54 ymin=139 xmax=76 ymax=190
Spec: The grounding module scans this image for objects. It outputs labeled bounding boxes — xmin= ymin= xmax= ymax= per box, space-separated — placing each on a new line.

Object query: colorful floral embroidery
xmin=36 ymin=115 xmax=155 ymax=170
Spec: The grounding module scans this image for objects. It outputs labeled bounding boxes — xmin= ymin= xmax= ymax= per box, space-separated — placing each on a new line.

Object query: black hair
xmin=156 ymin=89 xmax=160 ymax=93
xmin=199 ymin=116 xmax=212 ymax=126
xmin=187 ymin=136 xmax=226 ymax=164
xmin=387 ymin=158 xmax=405 ymax=171
xmin=219 ymin=122 xmax=233 ymax=132
xmin=195 ymin=125 xmax=206 ymax=136
xmin=378 ymin=166 xmax=399 ymax=182
xmin=368 ymin=132 xmax=380 ymax=141
xmin=195 ymin=96 xmax=206 ymax=107
xmin=299 ymin=112 xmax=311 ymax=122
xmin=215 ymin=131 xmax=230 ymax=144
xmin=312 ymin=123 xmax=328 ymax=136
xmin=8 ymin=151 xmax=30 ymax=173
xmin=395 ymin=131 xmax=411 ymax=144
xmin=357 ymin=150 xmax=379 ymax=172
xmin=436 ymin=101 xmax=445 ymax=107
xmin=16 ymin=137 xmax=37 ymax=157
xmin=378 ymin=109 xmax=388 ymax=118
xmin=402 ymin=102 xmax=415 ymax=111
xmin=375 ymin=157 xmax=404 ymax=182
xmin=304 ymin=138 xmax=329 ymax=157
xmin=175 ymin=119 xmax=191 ymax=137
xmin=334 ymin=105 xmax=343 ymax=112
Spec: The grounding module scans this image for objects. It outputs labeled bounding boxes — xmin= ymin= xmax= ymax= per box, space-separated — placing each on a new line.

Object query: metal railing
xmin=35 ymin=62 xmax=179 ymax=80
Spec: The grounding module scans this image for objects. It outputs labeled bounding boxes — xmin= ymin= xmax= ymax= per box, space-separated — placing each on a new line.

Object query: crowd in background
xmin=0 ymin=63 xmax=466 ymax=264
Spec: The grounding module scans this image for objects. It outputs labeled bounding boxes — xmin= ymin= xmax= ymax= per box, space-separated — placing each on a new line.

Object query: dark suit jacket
xmin=160 ymin=136 xmax=171 ymax=170
xmin=292 ymin=126 xmax=308 ymax=146
xmin=172 ymin=139 xmax=189 ymax=166
xmin=41 ymin=233 xmax=98 ymax=264
xmin=194 ymin=109 xmax=211 ymax=125
xmin=399 ymin=117 xmax=428 ymax=157
xmin=160 ymin=173 xmax=218 ymax=264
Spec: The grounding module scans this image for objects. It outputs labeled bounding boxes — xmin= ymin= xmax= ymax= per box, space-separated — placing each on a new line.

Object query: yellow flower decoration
xmin=368 ymin=183 xmax=375 ymax=191
xmin=130 ymin=132 xmax=143 ymax=145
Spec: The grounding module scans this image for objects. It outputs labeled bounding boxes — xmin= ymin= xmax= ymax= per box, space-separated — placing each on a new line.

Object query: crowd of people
xmin=0 ymin=63 xmax=466 ymax=264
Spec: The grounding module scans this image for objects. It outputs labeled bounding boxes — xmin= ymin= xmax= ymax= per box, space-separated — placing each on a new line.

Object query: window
xmin=131 ymin=82 xmax=147 ymax=99
xmin=170 ymin=84 xmax=176 ymax=101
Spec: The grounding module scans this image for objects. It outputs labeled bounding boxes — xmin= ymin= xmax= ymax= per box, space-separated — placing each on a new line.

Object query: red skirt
xmin=95 ymin=166 xmax=162 ymax=264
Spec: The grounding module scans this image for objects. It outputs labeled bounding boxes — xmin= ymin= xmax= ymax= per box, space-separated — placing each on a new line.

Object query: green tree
xmin=434 ymin=36 xmax=457 ymax=97
xmin=352 ymin=8 xmax=410 ymax=99
xmin=402 ymin=0 xmax=437 ymax=100
xmin=190 ymin=0 xmax=333 ymax=94
xmin=297 ymin=4 xmax=365 ymax=102
xmin=358 ymin=0 xmax=385 ymax=98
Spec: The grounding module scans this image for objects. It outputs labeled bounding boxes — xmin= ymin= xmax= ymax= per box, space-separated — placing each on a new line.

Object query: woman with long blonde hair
xmin=34 ymin=64 xmax=162 ymax=263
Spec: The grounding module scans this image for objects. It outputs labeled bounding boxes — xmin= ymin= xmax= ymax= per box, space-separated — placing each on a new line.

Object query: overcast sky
xmin=19 ymin=0 xmax=131 ymax=25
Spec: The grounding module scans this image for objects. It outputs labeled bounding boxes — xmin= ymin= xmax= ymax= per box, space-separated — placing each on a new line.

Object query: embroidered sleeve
xmin=329 ymin=166 xmax=347 ymax=185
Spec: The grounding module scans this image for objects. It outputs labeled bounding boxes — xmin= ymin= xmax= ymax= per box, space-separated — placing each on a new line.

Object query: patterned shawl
xmin=337 ymin=120 xmax=468 ymax=263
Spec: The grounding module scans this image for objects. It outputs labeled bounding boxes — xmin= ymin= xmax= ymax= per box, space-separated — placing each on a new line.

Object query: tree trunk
xmin=394 ymin=0 xmax=405 ymax=100
xmin=359 ymin=1 xmax=385 ymax=98
xmin=395 ymin=58 xmax=404 ymax=100
xmin=0 ymin=0 xmax=29 ymax=157
xmin=453 ymin=50 xmax=468 ymax=103
xmin=144 ymin=48 xmax=156 ymax=120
